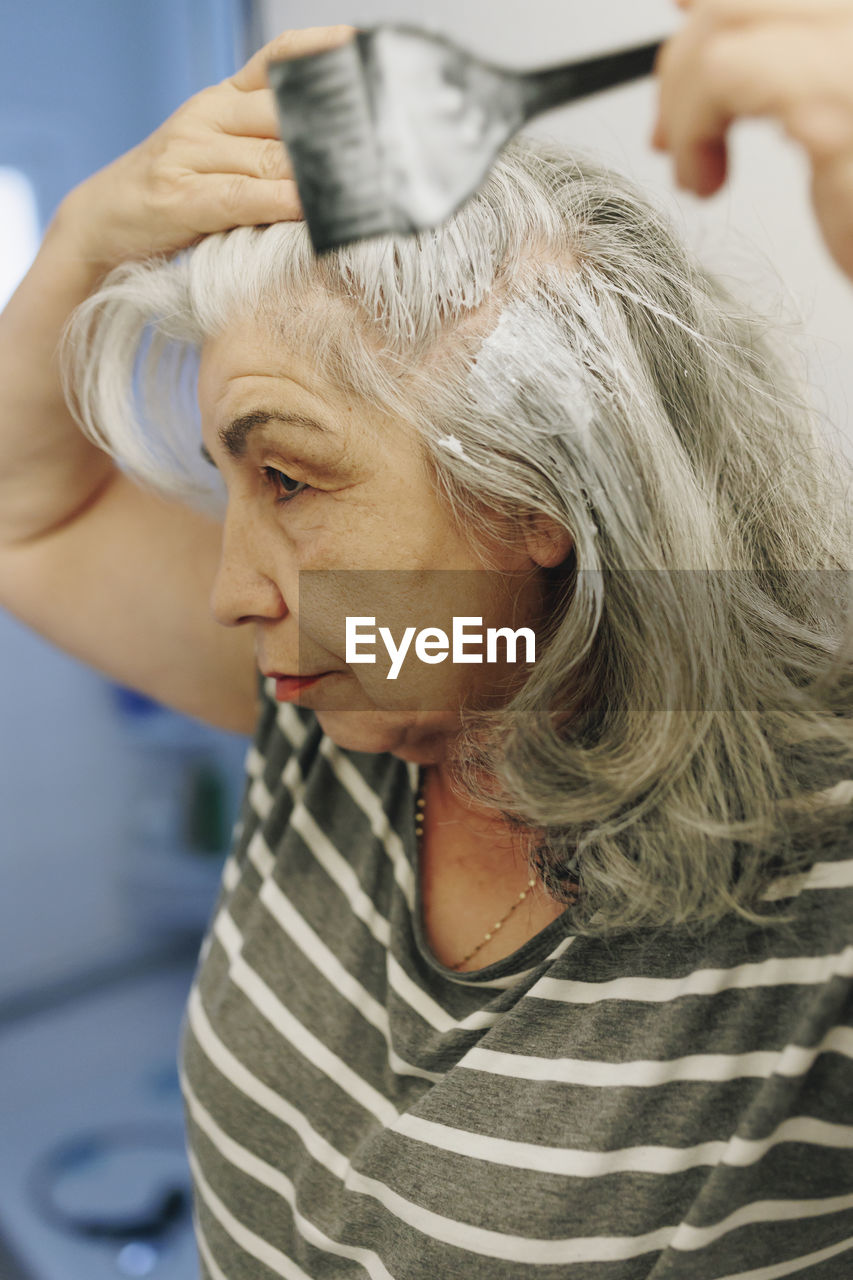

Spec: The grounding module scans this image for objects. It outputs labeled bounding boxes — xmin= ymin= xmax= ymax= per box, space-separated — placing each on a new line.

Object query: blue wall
xmin=0 ymin=0 xmax=245 ymax=227
xmin=0 ymin=0 xmax=252 ymax=1010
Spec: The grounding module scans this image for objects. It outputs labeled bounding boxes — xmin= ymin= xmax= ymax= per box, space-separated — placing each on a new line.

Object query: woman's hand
xmin=56 ymin=25 xmax=353 ymax=273
xmin=652 ymin=0 xmax=853 ymax=280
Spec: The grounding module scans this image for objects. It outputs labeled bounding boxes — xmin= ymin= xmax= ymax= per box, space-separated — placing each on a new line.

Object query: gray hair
xmin=63 ymin=137 xmax=853 ymax=937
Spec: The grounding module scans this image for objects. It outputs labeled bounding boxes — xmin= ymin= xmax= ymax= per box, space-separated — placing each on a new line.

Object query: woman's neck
xmin=417 ymin=763 xmax=565 ymax=971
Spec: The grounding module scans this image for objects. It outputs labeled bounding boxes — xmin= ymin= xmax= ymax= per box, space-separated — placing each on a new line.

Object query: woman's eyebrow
xmin=205 ymin=409 xmax=330 ymax=463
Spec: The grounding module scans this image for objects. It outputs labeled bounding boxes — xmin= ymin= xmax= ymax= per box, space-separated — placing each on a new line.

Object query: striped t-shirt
xmin=180 ymin=675 xmax=853 ymax=1279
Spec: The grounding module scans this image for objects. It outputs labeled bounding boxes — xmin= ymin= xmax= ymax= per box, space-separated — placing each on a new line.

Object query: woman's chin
xmin=313 ymin=708 xmax=458 ymax=762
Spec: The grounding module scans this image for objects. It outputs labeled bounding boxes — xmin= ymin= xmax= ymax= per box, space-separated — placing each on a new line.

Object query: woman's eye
xmin=261 ymin=466 xmax=310 ymax=505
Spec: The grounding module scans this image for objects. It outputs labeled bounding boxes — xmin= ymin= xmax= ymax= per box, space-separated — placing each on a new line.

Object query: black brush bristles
xmin=268 ymin=39 xmax=388 ymax=253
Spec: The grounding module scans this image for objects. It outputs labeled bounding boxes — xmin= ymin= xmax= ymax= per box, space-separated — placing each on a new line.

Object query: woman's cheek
xmin=288 ymin=486 xmax=370 ymax=560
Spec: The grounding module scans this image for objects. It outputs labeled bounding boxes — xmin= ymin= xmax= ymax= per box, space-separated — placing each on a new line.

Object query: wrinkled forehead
xmin=195 ymin=309 xmax=427 ymax=474
xmin=198 ymin=291 xmax=444 ymax=437
xmin=195 ymin=310 xmax=365 ymax=442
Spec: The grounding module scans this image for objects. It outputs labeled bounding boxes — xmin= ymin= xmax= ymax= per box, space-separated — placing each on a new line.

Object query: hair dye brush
xmin=268 ymin=25 xmax=662 ymax=254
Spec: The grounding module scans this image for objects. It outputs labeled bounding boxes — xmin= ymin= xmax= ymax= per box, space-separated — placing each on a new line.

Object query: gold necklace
xmin=414 ymin=773 xmax=570 ymax=972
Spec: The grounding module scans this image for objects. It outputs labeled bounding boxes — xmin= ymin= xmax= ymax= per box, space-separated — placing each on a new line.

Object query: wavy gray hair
xmin=63 ymin=137 xmax=853 ymax=936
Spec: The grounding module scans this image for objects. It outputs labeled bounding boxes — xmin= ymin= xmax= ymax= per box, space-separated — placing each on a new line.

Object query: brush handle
xmin=516 ymin=40 xmax=663 ymax=119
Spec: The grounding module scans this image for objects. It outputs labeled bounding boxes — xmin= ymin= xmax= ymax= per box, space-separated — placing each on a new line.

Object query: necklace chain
xmin=414 ymin=774 xmax=577 ymax=972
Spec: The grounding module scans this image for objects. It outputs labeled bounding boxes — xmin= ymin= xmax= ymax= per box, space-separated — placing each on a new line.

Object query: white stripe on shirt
xmin=529 ymin=945 xmax=853 ymax=1005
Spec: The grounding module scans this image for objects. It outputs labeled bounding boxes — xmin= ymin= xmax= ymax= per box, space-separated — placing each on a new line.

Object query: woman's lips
xmin=269 ymin=672 xmax=331 ymax=702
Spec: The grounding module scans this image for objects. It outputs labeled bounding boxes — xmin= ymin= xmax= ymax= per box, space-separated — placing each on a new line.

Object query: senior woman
xmin=2 ymin=11 xmax=853 ymax=1279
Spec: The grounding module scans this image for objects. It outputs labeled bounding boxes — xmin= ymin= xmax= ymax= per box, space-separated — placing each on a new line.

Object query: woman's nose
xmin=210 ymin=504 xmax=287 ymax=627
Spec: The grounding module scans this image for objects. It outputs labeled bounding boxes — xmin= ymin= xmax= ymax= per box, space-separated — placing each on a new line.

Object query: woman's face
xmin=198 ymin=317 xmax=568 ymax=763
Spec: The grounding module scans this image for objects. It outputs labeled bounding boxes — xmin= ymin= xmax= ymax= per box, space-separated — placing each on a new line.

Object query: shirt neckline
xmin=406 ymin=765 xmax=576 ymax=985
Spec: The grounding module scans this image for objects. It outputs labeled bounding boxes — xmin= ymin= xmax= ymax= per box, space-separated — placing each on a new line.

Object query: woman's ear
xmin=522 ymin=512 xmax=573 ymax=568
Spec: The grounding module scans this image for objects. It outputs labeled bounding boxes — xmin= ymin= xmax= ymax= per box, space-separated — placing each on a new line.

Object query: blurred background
xmin=1 ymin=1 xmax=851 ymax=1277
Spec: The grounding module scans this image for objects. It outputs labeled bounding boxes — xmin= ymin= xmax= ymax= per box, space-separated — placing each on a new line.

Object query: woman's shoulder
xmin=543 ymin=785 xmax=853 ymax=997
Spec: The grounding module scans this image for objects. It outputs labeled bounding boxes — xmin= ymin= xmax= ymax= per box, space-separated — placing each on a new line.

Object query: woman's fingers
xmin=139 ymin=168 xmax=302 ymax=242
xmin=190 ymin=135 xmax=293 ymax=181
xmin=185 ymin=175 xmax=303 ymax=232
xmin=230 ymin=25 xmax=355 ymax=94
xmin=212 ymin=88 xmax=283 ymax=140
xmin=655 ymin=0 xmax=853 ymax=278
xmin=684 ymin=138 xmax=728 ymax=196
xmin=132 ymin=26 xmax=355 ymax=241
xmin=660 ymin=23 xmax=853 ymax=188
xmin=59 ymin=26 xmax=353 ymax=268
